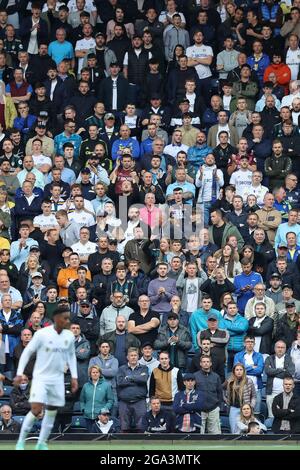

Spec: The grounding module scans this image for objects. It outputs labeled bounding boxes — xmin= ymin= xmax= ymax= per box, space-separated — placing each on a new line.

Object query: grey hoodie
xmin=99 ymin=303 xmax=134 ymax=336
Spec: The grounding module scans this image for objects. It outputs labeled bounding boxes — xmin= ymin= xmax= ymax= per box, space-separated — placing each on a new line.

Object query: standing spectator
xmin=99 ymin=293 xmax=134 ymax=336
xmin=234 ymin=259 xmax=263 ymax=315
xmin=225 ymin=363 xmax=256 ymax=433
xmin=0 ymin=405 xmax=21 ymax=433
xmin=176 ymin=261 xmax=207 ymax=315
xmin=173 ymin=373 xmax=203 ymax=433
xmin=0 ymin=293 xmax=23 ymax=374
xmin=127 ymin=295 xmax=160 ymax=347
xmin=223 ymin=301 xmax=249 ymax=372
xmin=116 ymin=347 xmax=148 ymax=432
xmin=9 ymin=375 xmax=31 ymax=415
xmin=149 ymin=350 xmax=184 ymax=411
xmin=244 ymin=283 xmax=275 ymax=320
xmin=275 ymin=301 xmax=299 ymax=348
xmin=234 ymin=335 xmax=265 ymax=415
xmin=100 ymin=316 xmax=140 ymax=367
xmin=80 ymin=365 xmax=114 ymax=432
xmin=148 ymin=263 xmax=178 ymax=323
xmin=13 ymin=329 xmax=35 ymax=380
xmin=70 ymin=322 xmax=90 ymax=390
xmin=209 ymin=209 xmax=244 ymax=251
xmin=194 ymin=355 xmax=223 ymax=434
xmin=247 ymin=302 xmax=274 ymax=355
xmin=186 ymin=30 xmax=213 ymax=105
xmin=272 ymin=376 xmax=300 ymax=433
xmin=154 ymin=312 xmax=192 ymax=371
xmin=265 ymin=340 xmax=295 ymax=417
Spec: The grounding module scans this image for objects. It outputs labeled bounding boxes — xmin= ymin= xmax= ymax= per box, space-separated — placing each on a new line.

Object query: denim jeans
xmin=229 ymin=406 xmax=241 ymax=433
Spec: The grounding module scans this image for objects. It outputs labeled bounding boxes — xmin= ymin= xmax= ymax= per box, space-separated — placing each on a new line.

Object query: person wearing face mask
xmin=10 ymin=374 xmax=31 ymax=415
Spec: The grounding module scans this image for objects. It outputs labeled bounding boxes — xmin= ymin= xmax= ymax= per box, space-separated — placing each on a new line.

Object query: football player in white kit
xmin=14 ymin=306 xmax=78 ymax=450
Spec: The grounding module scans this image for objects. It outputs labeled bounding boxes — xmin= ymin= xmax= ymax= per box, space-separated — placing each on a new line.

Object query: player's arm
xmin=14 ymin=333 xmax=40 ymax=384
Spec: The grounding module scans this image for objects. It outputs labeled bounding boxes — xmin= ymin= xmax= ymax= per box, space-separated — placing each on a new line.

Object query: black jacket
xmin=44 ymin=77 xmax=67 ymax=115
xmin=265 ymin=354 xmax=295 ymax=395
xmin=272 ymin=393 xmax=300 ymax=433
xmin=19 ymin=17 xmax=49 ymax=50
xmin=248 ymin=316 xmax=274 ymax=355
xmin=97 ymin=75 xmax=129 ymax=112
xmin=9 ymin=386 xmax=31 ymax=415
xmin=27 ymin=54 xmax=56 ymax=84
xmin=88 ymin=250 xmax=120 ymax=277
xmin=69 ymin=91 xmax=97 ymax=127
xmin=194 ymin=369 xmax=223 ymax=412
xmin=99 ymin=330 xmax=141 ymax=355
xmin=275 ymin=314 xmax=298 ymax=349
xmin=189 ymin=350 xmax=225 ymax=384
xmin=201 ymin=278 xmax=235 ymax=310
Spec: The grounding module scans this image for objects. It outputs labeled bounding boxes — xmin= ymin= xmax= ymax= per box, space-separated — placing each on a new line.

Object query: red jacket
xmin=263 ymin=63 xmax=291 ymax=89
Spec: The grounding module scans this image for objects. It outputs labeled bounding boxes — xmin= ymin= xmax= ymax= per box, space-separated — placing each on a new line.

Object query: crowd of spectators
xmin=1 ymin=0 xmax=300 ymax=436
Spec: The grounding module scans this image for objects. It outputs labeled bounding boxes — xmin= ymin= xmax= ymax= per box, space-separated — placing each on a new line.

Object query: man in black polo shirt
xmin=127 ymin=294 xmax=160 ymax=347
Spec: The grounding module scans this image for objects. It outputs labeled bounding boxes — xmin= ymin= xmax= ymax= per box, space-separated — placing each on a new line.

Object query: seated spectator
xmin=141 ymin=396 xmax=174 ymax=433
xmin=235 ymin=403 xmax=267 ymax=435
xmin=90 ymin=408 xmax=120 ymax=434
xmin=0 ymin=404 xmax=21 ymax=433
xmin=9 ymin=374 xmax=30 ymax=415
xmin=290 ymin=330 xmax=300 ymax=397
xmin=80 ymin=365 xmax=114 ymax=432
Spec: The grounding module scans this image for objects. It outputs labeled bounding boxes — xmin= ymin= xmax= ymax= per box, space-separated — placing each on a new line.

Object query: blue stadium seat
xmin=73 ymin=401 xmax=81 ymax=412
xmin=2 ymin=385 xmax=13 ymax=397
xmin=13 ymin=416 xmax=25 ymax=425
xmin=71 ymin=415 xmax=87 ymax=429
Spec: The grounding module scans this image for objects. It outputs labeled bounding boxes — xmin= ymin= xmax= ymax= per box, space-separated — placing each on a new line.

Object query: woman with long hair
xmin=240 ymin=245 xmax=254 ymax=264
xmin=235 ymin=403 xmax=267 ymax=434
xmin=214 ymin=244 xmax=242 ymax=282
xmin=225 ymin=363 xmax=257 ymax=433
xmin=220 ymin=292 xmax=234 ymax=316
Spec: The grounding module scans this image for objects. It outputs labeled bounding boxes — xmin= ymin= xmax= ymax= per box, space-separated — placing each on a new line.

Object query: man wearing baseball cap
xmin=91 ymin=407 xmax=121 ymax=433
xmin=266 ymin=273 xmax=282 ymax=305
xmin=153 ymin=312 xmax=192 ymax=370
xmin=98 ymin=59 xmax=129 ymax=112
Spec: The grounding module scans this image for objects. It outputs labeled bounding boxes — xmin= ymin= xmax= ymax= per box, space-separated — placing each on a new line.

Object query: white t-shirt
xmin=229 ymin=169 xmax=253 ymax=197
xmin=286 ymin=48 xmax=300 ymax=81
xmin=17 ymin=325 xmax=77 ymax=382
xmin=272 ymin=355 xmax=285 ymax=394
xmin=244 ymin=352 xmax=258 ymax=389
xmin=33 ymin=213 xmax=59 ymax=229
xmin=75 ymin=37 xmax=96 ymax=74
xmin=69 ymin=210 xmax=95 ymax=228
xmin=71 ymin=240 xmax=97 ymax=260
xmin=186 ymin=278 xmax=199 ymax=313
xmin=32 ymin=154 xmax=52 ymax=170
xmin=67 ymin=0 xmax=96 ymax=13
xmin=186 ymin=44 xmax=213 ymax=79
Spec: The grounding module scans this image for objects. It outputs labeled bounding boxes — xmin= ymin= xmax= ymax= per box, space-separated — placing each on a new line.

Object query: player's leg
xmin=16 ymin=402 xmax=43 ymax=450
xmin=35 ymin=380 xmax=64 ymax=450
xmin=36 ymin=405 xmax=58 ymax=450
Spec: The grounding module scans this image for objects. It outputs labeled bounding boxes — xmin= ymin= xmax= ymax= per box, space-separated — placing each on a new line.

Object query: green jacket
xmin=208 ymin=222 xmax=244 ymax=251
xmin=80 ymin=377 xmax=114 ymax=420
xmin=230 ymin=80 xmax=258 ymax=112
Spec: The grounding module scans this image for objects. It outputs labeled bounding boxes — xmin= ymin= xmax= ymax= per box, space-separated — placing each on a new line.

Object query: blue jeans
xmin=229 ymin=406 xmax=241 ymax=433
xmin=199 ymin=201 xmax=212 ymax=227
xmin=254 ymin=388 xmax=262 ymax=415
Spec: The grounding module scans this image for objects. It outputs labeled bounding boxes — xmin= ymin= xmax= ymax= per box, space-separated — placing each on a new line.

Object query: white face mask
xmin=19 ymin=384 xmax=28 ymax=391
